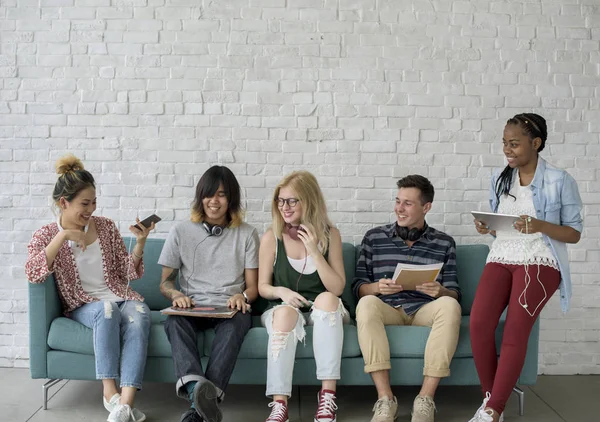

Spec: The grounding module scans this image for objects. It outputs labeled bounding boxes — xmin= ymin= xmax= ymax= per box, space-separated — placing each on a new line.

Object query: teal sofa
xmin=29 ymin=238 xmax=537 ymax=414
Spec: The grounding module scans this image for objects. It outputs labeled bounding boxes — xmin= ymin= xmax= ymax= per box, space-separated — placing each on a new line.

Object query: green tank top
xmin=267 ymin=237 xmax=328 ymax=312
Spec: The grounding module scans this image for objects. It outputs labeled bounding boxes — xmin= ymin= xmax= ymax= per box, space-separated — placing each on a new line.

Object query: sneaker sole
xmin=314 ymin=418 xmax=335 ymax=422
xmin=193 ymin=379 xmax=222 ymax=422
xmin=132 ymin=408 xmax=146 ymax=422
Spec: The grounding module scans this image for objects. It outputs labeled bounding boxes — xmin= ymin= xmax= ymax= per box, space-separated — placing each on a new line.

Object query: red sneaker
xmin=266 ymin=400 xmax=289 ymax=422
xmin=314 ymin=389 xmax=338 ymax=422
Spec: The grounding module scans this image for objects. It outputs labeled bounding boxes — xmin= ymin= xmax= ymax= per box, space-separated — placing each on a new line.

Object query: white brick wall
xmin=1 ymin=0 xmax=598 ymax=374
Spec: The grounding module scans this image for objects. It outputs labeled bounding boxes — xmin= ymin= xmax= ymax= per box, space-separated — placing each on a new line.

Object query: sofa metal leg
xmin=512 ymin=386 xmax=525 ymax=416
xmin=42 ymin=379 xmax=62 ymax=410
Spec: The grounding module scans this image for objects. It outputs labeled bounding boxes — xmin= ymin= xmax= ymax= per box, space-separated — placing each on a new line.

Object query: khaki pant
xmin=355 ymin=295 xmax=462 ymax=378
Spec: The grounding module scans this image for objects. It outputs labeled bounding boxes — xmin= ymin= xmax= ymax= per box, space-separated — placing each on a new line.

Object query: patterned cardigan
xmin=25 ymin=216 xmax=145 ymax=314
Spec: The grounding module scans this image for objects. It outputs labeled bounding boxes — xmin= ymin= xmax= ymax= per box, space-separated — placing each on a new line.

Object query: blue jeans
xmin=164 ymin=311 xmax=252 ymax=400
xmin=71 ymin=300 xmax=151 ymax=389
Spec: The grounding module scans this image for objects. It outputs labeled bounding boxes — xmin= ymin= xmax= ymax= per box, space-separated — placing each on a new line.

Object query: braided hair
xmin=495 ymin=113 xmax=547 ymax=203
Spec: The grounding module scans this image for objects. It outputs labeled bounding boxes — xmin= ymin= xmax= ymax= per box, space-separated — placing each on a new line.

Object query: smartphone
xmin=134 ymin=214 xmax=161 ymax=231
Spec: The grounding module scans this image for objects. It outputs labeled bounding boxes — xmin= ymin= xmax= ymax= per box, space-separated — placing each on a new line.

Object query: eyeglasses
xmin=276 ymin=198 xmax=300 ymax=208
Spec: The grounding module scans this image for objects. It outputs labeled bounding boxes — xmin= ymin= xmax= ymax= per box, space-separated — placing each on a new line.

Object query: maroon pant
xmin=470 ymin=262 xmax=560 ymax=414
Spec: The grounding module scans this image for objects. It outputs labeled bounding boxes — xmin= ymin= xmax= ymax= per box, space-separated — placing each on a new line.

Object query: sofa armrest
xmin=28 ymin=274 xmax=61 ymax=379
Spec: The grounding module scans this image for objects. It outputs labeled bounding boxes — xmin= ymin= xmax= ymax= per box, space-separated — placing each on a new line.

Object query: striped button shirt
xmin=352 ymin=222 xmax=461 ymax=315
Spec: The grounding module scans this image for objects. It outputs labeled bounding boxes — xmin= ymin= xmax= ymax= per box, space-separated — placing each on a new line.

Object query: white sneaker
xmin=468 ymin=392 xmax=503 ymax=422
xmin=104 ymin=394 xmax=121 ymax=412
xmin=103 ymin=394 xmax=146 ymax=422
xmin=107 ymin=404 xmax=133 ymax=422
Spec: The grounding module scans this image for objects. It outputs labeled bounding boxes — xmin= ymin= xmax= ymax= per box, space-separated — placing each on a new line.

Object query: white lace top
xmin=487 ymin=176 xmax=558 ymax=269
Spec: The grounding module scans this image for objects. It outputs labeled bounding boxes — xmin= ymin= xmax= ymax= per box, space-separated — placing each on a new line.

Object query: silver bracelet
xmin=132 ymin=250 xmax=143 ymax=259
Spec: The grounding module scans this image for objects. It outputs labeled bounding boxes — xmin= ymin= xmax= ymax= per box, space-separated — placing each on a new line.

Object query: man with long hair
xmin=159 ymin=166 xmax=260 ymax=422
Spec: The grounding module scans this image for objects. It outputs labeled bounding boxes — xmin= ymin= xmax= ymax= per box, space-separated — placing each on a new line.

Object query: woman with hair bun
xmin=469 ymin=114 xmax=583 ymax=422
xmin=25 ymin=154 xmax=154 ymax=422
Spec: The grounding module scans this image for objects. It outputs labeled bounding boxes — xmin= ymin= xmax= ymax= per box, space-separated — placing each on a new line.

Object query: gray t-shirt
xmin=158 ymin=220 xmax=260 ymax=307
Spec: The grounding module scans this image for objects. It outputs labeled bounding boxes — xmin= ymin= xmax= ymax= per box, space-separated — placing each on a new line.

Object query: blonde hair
xmin=56 ymin=154 xmax=85 ymax=175
xmin=52 ymin=154 xmax=95 ymax=209
xmin=191 ymin=207 xmax=244 ymax=229
xmin=271 ymin=171 xmax=333 ymax=253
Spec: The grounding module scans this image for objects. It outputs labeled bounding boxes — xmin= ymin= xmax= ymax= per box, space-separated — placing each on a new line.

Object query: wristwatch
xmin=242 ymin=291 xmax=249 ymax=303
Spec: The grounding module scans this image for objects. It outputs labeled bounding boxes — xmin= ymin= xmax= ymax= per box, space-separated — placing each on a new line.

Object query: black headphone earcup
xmin=407 ymin=228 xmax=419 ymax=241
xmin=396 ymin=225 xmax=424 ymax=242
xmin=397 ymin=226 xmax=408 ymax=240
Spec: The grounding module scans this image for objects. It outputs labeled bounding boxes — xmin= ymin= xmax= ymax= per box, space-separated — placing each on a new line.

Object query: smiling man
xmin=352 ymin=175 xmax=462 ymax=422
xmin=158 ymin=166 xmax=260 ymax=422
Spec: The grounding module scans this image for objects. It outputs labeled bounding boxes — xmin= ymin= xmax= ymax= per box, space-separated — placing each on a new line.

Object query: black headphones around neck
xmin=396 ymin=222 xmax=428 ymax=242
xmin=202 ymin=222 xmax=224 ymax=237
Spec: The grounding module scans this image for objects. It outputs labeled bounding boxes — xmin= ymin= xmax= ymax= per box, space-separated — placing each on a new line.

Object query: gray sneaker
xmin=370 ymin=396 xmax=398 ymax=422
xmin=193 ymin=378 xmax=222 ymax=422
xmin=411 ymin=395 xmax=436 ymax=422
xmin=181 ymin=408 xmax=204 ymax=422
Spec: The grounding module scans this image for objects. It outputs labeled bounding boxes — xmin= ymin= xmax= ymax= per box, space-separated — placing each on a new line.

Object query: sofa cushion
xmin=341 ymin=243 xmax=358 ymax=318
xmin=126 ymin=238 xmax=173 ymax=311
xmin=203 ymin=322 xmax=362 ymax=359
xmin=47 ymin=311 xmax=200 ymax=358
xmin=388 ymin=315 xmax=505 ymax=358
xmin=455 ymin=244 xmax=489 ymax=315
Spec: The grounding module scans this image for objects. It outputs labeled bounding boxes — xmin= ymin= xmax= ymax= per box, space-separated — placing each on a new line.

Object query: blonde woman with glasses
xmin=258 ymin=171 xmax=349 ymax=422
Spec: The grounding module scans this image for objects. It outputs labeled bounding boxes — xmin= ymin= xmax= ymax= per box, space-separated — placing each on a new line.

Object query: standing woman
xmin=258 ymin=171 xmax=349 ymax=422
xmin=25 ymin=154 xmax=154 ymax=422
xmin=470 ymin=114 xmax=583 ymax=422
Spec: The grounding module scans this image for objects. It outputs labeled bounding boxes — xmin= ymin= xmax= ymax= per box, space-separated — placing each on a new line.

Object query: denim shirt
xmin=489 ymin=157 xmax=583 ymax=313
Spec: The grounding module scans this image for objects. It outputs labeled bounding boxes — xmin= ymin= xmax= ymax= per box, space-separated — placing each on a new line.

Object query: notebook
xmin=160 ymin=306 xmax=238 ymax=318
xmin=391 ymin=262 xmax=443 ymax=290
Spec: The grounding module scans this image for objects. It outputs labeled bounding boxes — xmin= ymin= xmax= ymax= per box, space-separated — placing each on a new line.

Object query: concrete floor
xmin=2 ymin=368 xmax=597 ymax=422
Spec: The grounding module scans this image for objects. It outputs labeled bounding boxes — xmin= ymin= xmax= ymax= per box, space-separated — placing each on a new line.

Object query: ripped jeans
xmin=71 ymin=300 xmax=151 ymax=389
xmin=261 ymin=298 xmax=350 ymax=398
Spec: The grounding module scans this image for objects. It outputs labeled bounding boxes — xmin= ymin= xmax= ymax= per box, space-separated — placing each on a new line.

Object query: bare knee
xmin=313 ymin=292 xmax=339 ymax=312
xmin=272 ymin=306 xmax=300 ymax=332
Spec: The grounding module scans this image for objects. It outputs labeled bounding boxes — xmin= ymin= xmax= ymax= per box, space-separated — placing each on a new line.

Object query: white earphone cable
xmin=518 ymin=218 xmax=547 ymax=317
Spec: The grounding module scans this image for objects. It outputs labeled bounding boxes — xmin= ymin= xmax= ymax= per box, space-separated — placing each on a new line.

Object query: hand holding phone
xmin=134 ymin=214 xmax=161 ymax=231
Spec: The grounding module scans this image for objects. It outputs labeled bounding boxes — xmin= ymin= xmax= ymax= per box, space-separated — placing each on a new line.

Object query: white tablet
xmin=471 ymin=211 xmax=520 ymax=232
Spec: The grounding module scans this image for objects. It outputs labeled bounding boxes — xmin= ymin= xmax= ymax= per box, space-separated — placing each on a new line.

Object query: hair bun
xmin=55 ymin=154 xmax=85 ymax=176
